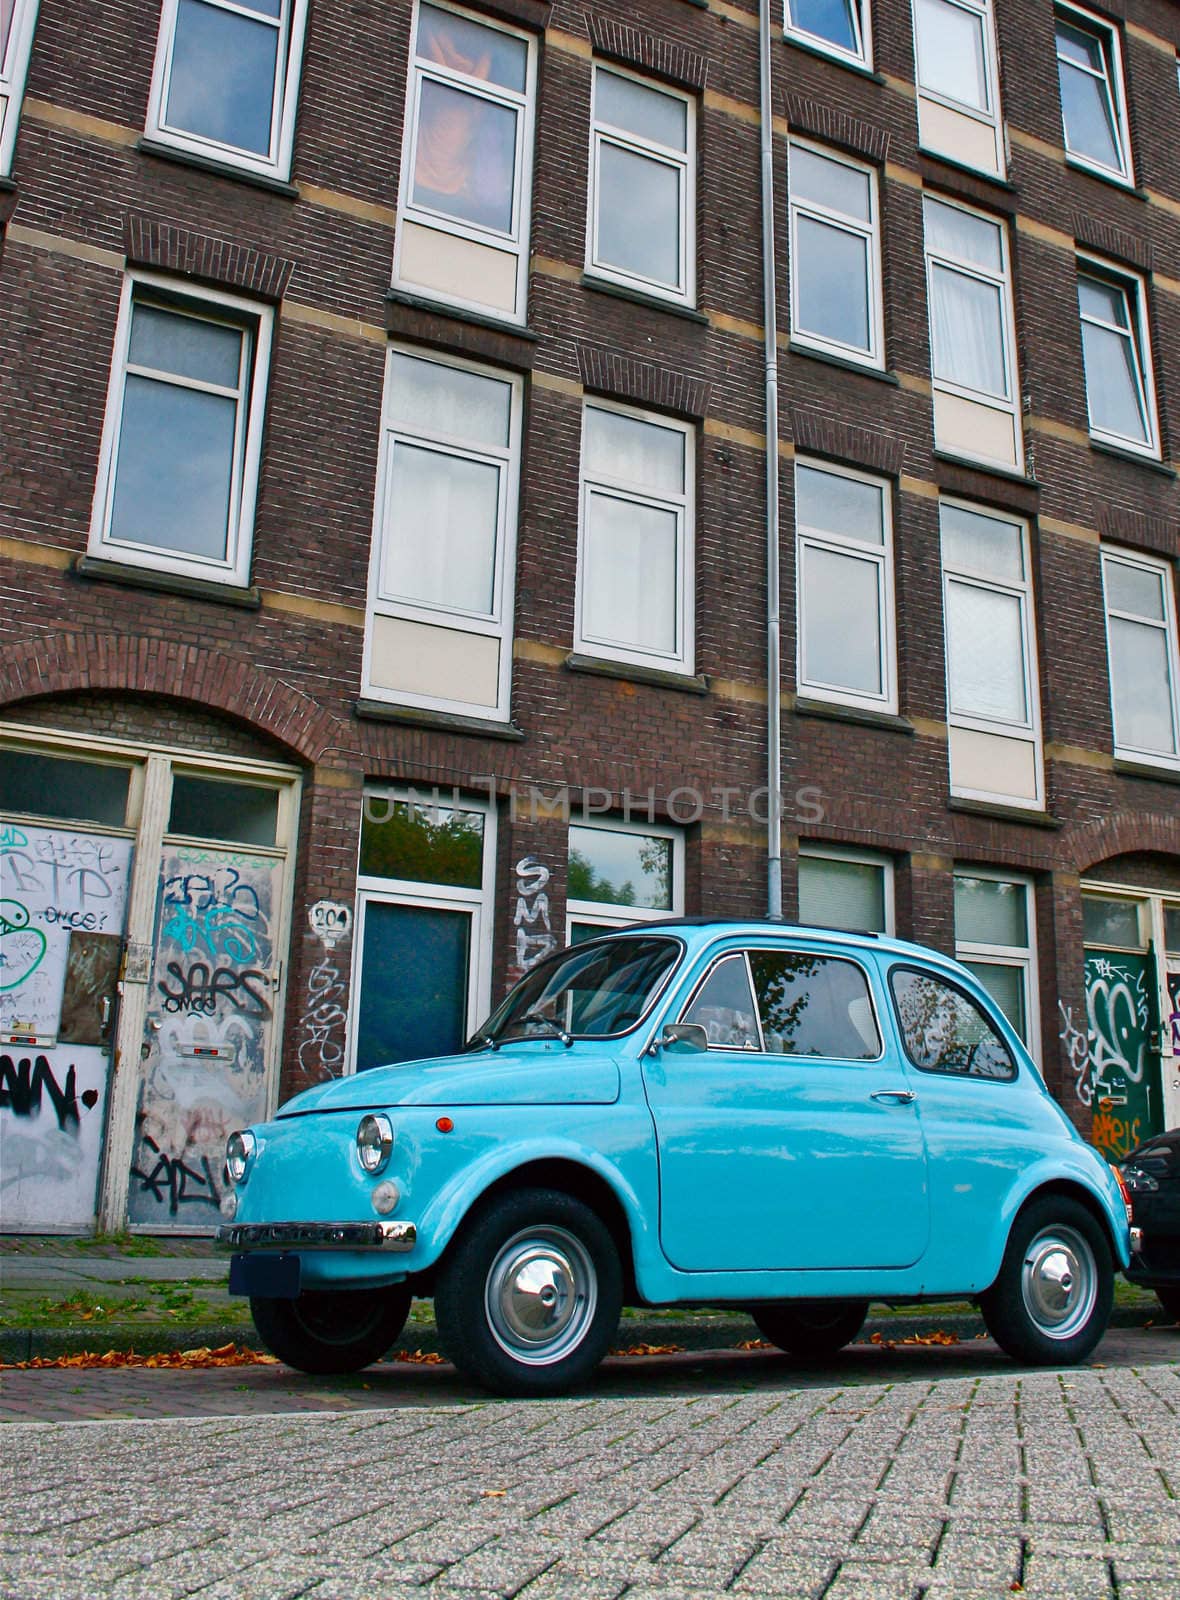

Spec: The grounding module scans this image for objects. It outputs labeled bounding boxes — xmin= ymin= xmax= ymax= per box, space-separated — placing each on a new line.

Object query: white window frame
xmin=912 ymin=0 xmax=1005 ymax=175
xmin=566 ymin=816 xmax=685 ymax=941
xmin=783 ymin=0 xmax=872 ymax=71
xmin=362 ymin=344 xmax=523 ymax=721
xmin=1054 ymin=1 xmax=1134 ymax=187
xmin=392 ymin=0 xmax=537 ymax=325
xmin=1077 ymin=256 xmax=1159 ymax=459
xmin=954 ymin=868 xmax=1040 ymax=1061
xmin=1100 ymin=545 xmax=1180 ymax=772
xmin=349 ymin=787 xmax=497 ymax=1074
xmin=574 ymin=397 xmax=696 ymax=676
xmin=585 ymin=62 xmax=695 ymax=308
xmin=923 ymin=194 xmax=1023 ymax=471
xmin=794 ymin=456 xmax=896 ymax=713
xmin=145 ymin=0 xmax=309 ymax=181
xmin=940 ymin=498 xmax=1044 ymax=808
xmin=798 ymin=844 xmax=895 ymax=935
xmin=87 ymin=271 xmax=273 ymax=590
xmin=0 ymin=0 xmax=39 ymax=176
xmin=788 ymin=139 xmax=884 ymax=371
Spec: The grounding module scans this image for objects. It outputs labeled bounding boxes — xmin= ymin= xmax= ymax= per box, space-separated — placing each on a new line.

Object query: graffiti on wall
xmin=296 ymin=900 xmax=353 ymax=1083
xmin=1169 ymin=966 xmax=1180 ymax=1057
xmin=1058 ymin=1001 xmax=1091 ymax=1105
xmin=1083 ymin=951 xmax=1154 ymax=1162
xmin=513 ymin=857 xmax=557 ymax=972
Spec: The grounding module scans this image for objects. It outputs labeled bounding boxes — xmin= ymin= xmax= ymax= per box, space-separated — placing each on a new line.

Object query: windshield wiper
xmin=521 ymin=1010 xmax=573 ymax=1047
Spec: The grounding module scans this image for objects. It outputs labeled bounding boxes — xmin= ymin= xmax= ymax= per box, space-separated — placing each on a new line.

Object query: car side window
xmin=681 ymin=954 xmax=761 ymax=1049
xmin=748 ymin=951 xmax=882 ymax=1059
xmin=890 ymin=966 xmax=1016 ymax=1080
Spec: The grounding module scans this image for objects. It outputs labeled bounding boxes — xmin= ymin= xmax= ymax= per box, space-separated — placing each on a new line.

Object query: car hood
xmin=278 ymin=1047 xmax=621 ymax=1115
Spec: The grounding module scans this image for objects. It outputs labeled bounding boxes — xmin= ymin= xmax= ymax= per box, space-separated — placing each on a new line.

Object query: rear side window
xmin=890 ymin=966 xmax=1016 ymax=1080
xmin=749 ymin=951 xmax=881 ymax=1059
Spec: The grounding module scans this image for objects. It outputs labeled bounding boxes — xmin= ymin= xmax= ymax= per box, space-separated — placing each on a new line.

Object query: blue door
xmin=355 ymin=901 xmax=471 ymax=1069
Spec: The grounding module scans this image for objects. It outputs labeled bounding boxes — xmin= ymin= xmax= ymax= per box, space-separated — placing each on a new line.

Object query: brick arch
xmin=0 ymin=632 xmax=353 ymax=765
xmin=1061 ymin=811 xmax=1180 ymax=875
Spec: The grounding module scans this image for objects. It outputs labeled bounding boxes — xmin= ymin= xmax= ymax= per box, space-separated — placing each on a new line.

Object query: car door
xmin=641 ymin=941 xmax=930 ymax=1272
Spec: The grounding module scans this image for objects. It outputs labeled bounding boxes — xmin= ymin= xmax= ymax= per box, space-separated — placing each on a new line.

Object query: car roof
xmin=593 ymin=918 xmax=946 ymax=965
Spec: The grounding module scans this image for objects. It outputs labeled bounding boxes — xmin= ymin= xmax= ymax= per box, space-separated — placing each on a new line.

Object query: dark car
xmin=1120 ymin=1128 xmax=1180 ymax=1322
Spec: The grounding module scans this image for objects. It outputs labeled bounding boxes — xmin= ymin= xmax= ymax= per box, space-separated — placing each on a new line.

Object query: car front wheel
xmin=980 ymin=1197 xmax=1112 ymax=1366
xmin=751 ymin=1299 xmax=869 ymax=1358
xmin=250 ymin=1283 xmax=412 ymax=1374
xmin=434 ymin=1188 xmax=622 ymax=1396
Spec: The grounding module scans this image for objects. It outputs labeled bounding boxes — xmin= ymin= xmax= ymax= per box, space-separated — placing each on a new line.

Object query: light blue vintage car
xmin=220 ymin=921 xmax=1132 ymax=1395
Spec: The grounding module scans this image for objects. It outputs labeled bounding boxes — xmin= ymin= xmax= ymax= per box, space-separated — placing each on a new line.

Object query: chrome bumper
xmin=217 ymin=1220 xmax=417 ymax=1251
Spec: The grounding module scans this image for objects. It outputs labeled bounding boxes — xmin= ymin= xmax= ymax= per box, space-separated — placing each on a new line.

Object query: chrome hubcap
xmin=1021 ymin=1225 xmax=1096 ymax=1340
xmin=486 ymin=1226 xmax=597 ymax=1366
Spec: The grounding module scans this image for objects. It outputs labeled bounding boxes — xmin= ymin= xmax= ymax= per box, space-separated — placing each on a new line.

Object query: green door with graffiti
xmin=1084 ymin=943 xmax=1163 ymax=1161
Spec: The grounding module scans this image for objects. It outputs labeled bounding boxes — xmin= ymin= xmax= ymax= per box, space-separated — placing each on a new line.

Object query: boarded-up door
xmin=1085 ymin=948 xmax=1162 ymax=1160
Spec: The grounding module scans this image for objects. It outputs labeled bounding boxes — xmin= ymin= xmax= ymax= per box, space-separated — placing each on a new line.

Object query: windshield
xmin=475 ymin=935 xmax=682 ymax=1045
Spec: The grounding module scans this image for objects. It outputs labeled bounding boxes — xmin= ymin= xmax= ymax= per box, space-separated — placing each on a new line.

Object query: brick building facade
xmin=0 ymin=0 xmax=1177 ymax=1233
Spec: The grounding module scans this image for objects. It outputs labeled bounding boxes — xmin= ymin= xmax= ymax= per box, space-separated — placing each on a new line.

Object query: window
xmin=0 ymin=748 xmax=132 ymax=828
xmin=682 ymin=954 xmax=761 ymax=1049
xmin=393 ymin=1 xmax=536 ymax=323
xmin=784 ymin=0 xmax=871 ymax=69
xmin=941 ymin=502 xmax=1042 ymax=807
xmin=891 ymin=966 xmax=1017 ymax=1079
xmin=788 ymin=142 xmax=883 ymax=368
xmin=575 ymin=401 xmax=695 ymax=673
xmin=364 ymin=348 xmax=523 ymax=720
xmin=923 ymin=197 xmax=1021 ymax=469
xmin=567 ymin=820 xmax=683 ymax=942
xmin=795 ymin=459 xmax=895 ymax=711
xmin=1055 ymin=3 xmax=1132 ymax=184
xmin=1100 ymin=547 xmax=1180 ymax=770
xmin=0 ymin=0 xmax=38 ymax=176
xmin=482 ymin=936 xmax=681 ymax=1042
xmin=750 ymin=950 xmax=882 ymax=1059
xmin=799 ymin=848 xmax=894 ymax=933
xmin=88 ymin=275 xmax=273 ymax=588
xmin=587 ymin=65 xmax=694 ymax=306
xmin=912 ymin=0 xmax=1004 ymax=176
xmin=352 ymin=791 xmax=495 ymax=1069
xmin=145 ymin=0 xmax=308 ymax=180
xmin=1077 ymin=261 xmax=1159 ymax=457
xmin=168 ymin=774 xmax=279 ymax=847
xmin=954 ymin=872 xmax=1038 ymax=1053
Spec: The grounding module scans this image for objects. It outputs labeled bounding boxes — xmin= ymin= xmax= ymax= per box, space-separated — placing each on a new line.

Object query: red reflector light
xmin=436 ymin=1117 xmax=454 ymax=1133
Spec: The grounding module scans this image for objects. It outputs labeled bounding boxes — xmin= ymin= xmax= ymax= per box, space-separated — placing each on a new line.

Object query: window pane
xmin=597 ymin=143 xmax=681 ymax=287
xmin=789 ymin=0 xmax=858 ymax=54
xmin=487 ymin=937 xmax=680 ymax=1041
xmin=413 ymin=79 xmax=517 ymax=233
xmin=583 ymin=493 xmax=677 ymax=655
xmin=1081 ymin=321 xmax=1147 ymax=441
xmin=0 ymin=752 xmax=130 ymax=827
xmin=791 ymin=147 xmax=871 ymax=220
xmin=568 ymin=825 xmax=673 ymax=910
xmin=801 ymin=545 xmax=882 ymax=695
xmin=1057 ymin=24 xmax=1121 ymax=169
xmin=955 ymin=875 xmax=1028 ymax=946
xmin=416 ymin=4 xmax=527 ymax=93
xmin=1 ymin=0 xmax=15 ymax=61
xmin=961 ymin=960 xmax=1026 ymax=1041
xmin=1108 ymin=617 xmax=1178 ymax=755
xmin=796 ymin=216 xmax=871 ymax=350
xmin=683 ymin=955 xmax=760 ymax=1048
xmin=388 ymin=354 xmax=511 ymax=449
xmin=128 ymin=304 xmax=243 ymax=389
xmin=1082 ymin=896 xmax=1141 ymax=948
xmin=166 ymin=0 xmax=279 ymax=156
xmin=385 ymin=443 xmax=499 ymax=614
xmin=110 ymin=376 xmax=236 ymax=561
xmin=1079 ymin=275 xmax=1129 ymax=327
xmin=356 ymin=901 xmax=471 ymax=1069
xmin=584 ymin=408 xmax=684 ymax=495
xmin=947 ymin=581 xmax=1027 ymax=724
xmin=916 ymin=0 xmax=989 ymax=110
xmin=596 ymin=70 xmax=686 ymax=150
xmin=1105 ymin=559 xmax=1165 ymax=621
xmin=891 ymin=968 xmax=1015 ymax=1078
xmin=925 ymin=200 xmax=1002 ymax=271
xmin=940 ymin=505 xmax=1024 ymax=581
xmin=750 ymin=951 xmax=880 ymax=1058
xmin=360 ymin=799 xmax=484 ymax=888
xmin=799 ymin=856 xmax=887 ymax=932
xmin=1164 ymin=907 xmax=1180 ymax=953
xmin=168 ymin=776 xmax=278 ymax=846
xmin=795 ymin=466 xmax=884 ymax=546
xmin=930 ymin=265 xmax=1006 ymax=395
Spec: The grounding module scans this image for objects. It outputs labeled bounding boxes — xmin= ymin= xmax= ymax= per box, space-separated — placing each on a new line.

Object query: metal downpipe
xmin=759 ymin=0 xmax=783 ymax=920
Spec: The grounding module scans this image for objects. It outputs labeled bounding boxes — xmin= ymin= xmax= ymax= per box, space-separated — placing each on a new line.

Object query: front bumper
xmin=217 ymin=1220 xmax=417 ymax=1251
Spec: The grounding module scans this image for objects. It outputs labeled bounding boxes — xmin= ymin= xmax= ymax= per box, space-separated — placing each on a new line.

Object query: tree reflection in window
xmin=890 ymin=967 xmax=1016 ymax=1079
xmin=749 ymin=951 xmax=881 ymax=1058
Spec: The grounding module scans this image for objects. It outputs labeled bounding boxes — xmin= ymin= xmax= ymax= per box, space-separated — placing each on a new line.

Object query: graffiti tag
xmin=514 ymin=856 xmax=556 ymax=972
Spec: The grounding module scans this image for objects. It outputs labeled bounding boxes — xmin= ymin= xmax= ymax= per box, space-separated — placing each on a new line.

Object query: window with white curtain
xmin=795 ymin=458 xmax=896 ymax=712
xmin=0 ymin=0 xmax=39 ymax=175
xmin=587 ymin=65 xmax=694 ymax=306
xmin=912 ymin=0 xmax=1004 ymax=175
xmin=789 ymin=142 xmax=883 ymax=368
xmin=799 ymin=848 xmax=894 ymax=934
xmin=784 ymin=0 xmax=871 ymax=69
xmin=575 ymin=401 xmax=694 ymax=673
xmin=1055 ymin=2 xmax=1133 ymax=184
xmin=954 ymin=871 xmax=1038 ymax=1054
xmin=1077 ymin=261 xmax=1159 ymax=458
xmin=1100 ymin=546 xmax=1180 ymax=769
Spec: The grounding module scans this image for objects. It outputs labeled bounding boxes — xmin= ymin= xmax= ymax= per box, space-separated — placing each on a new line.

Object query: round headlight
xmin=357 ymin=1114 xmax=393 ymax=1175
xmin=226 ymin=1129 xmax=255 ymax=1184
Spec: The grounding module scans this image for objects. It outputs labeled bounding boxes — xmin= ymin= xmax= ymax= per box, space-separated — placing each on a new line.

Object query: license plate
xmin=228 ymin=1252 xmax=302 ymax=1299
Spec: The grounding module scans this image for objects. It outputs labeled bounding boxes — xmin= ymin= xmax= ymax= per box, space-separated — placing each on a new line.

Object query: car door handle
xmin=870 ymin=1089 xmax=916 ymax=1105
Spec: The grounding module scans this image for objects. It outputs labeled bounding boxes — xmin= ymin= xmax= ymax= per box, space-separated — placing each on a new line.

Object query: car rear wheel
xmin=980 ymin=1196 xmax=1112 ymax=1366
xmin=1154 ymin=1287 xmax=1180 ymax=1322
xmin=434 ymin=1188 xmax=622 ymax=1396
xmin=751 ymin=1299 xmax=869 ymax=1358
xmin=250 ymin=1284 xmax=411 ymax=1374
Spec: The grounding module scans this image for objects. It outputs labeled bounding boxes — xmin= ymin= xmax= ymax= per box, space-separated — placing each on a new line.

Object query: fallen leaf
xmin=482 ymin=1490 xmax=507 ymax=1497
xmin=735 ymin=1339 xmax=775 ymax=1351
xmin=1 ymin=1343 xmax=280 ymax=1371
xmin=609 ymin=1343 xmax=684 ymax=1357
xmin=390 ymin=1349 xmax=446 ymax=1365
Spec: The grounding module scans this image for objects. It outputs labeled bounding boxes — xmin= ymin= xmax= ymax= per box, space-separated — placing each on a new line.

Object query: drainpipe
xmin=759 ymin=0 xmax=783 ymax=920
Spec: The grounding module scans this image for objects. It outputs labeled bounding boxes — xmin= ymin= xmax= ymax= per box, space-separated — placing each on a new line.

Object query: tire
xmin=434 ymin=1187 xmax=623 ymax=1396
xmin=751 ymin=1299 xmax=869 ymax=1358
xmin=250 ymin=1283 xmax=411 ymax=1375
xmin=979 ymin=1197 xmax=1113 ymax=1366
xmin=1154 ymin=1287 xmax=1180 ymax=1323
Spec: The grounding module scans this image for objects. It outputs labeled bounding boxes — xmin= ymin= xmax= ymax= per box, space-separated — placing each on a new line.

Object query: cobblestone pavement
xmin=3 ymin=1349 xmax=1179 ymax=1600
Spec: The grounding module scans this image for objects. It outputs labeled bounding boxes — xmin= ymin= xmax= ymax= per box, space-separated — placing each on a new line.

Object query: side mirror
xmin=659 ymin=1022 xmax=709 ymax=1054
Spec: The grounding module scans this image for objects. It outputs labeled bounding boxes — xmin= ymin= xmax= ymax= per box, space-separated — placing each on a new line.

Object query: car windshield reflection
xmin=475 ymin=935 xmax=682 ymax=1044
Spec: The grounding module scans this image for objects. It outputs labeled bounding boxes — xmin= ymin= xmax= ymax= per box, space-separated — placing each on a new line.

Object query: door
xmin=642 ymin=945 xmax=929 ymax=1272
xmin=353 ymin=899 xmax=473 ymax=1068
xmin=1084 ymin=936 xmax=1162 ymax=1160
xmin=1163 ymin=902 xmax=1180 ymax=1129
